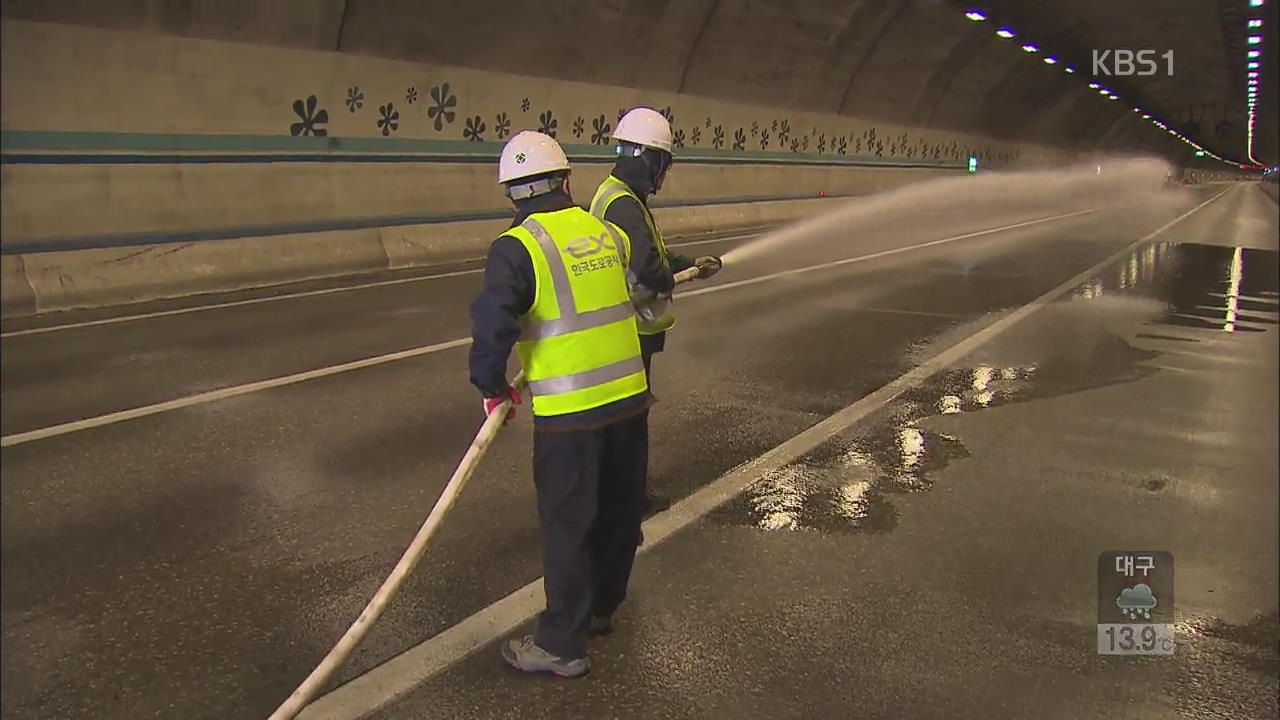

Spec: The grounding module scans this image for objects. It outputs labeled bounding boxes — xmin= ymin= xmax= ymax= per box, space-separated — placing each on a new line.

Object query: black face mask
xmin=645 ymin=149 xmax=673 ymax=193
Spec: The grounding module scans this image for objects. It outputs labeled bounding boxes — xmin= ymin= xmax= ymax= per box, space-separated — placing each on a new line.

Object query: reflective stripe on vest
xmin=508 ymin=211 xmax=647 ymax=417
xmin=526 ymin=355 xmax=645 ymax=396
xmin=589 ymin=175 xmax=677 ymax=335
xmin=518 ymin=219 xmax=632 ymax=342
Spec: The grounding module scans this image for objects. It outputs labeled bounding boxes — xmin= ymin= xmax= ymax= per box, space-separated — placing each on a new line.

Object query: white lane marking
xmin=0 ymin=233 xmax=763 ymax=338
xmin=0 ymin=210 xmax=1103 ymax=448
xmin=0 ymin=339 xmax=471 ymax=448
xmin=294 ymin=187 xmax=1234 ymax=720
xmin=0 ymin=269 xmax=483 ymax=338
xmin=853 ymin=307 xmax=967 ymax=319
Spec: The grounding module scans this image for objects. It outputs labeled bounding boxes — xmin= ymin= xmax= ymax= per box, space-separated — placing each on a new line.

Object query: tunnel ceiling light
xmin=1044 ymin=56 xmax=1058 ymax=64
xmin=1142 ymin=113 xmax=1151 ymax=119
xmin=1248 ymin=18 xmax=1263 ymax=27
xmin=1249 ymin=49 xmax=1261 ymax=58
xmin=1108 ymin=94 xmax=1119 ymax=100
xmin=966 ymin=10 xmax=988 ymax=21
xmin=1250 ymin=0 xmax=1264 ymax=6
xmin=1248 ymin=35 xmax=1262 ymax=44
xmin=1249 ymin=71 xmax=1259 ymax=77
xmin=1064 ymin=66 xmax=1076 ymax=73
xmin=1021 ymin=44 xmax=1039 ymax=53
xmin=1249 ymin=61 xmax=1260 ymax=69
xmin=1089 ymin=82 xmax=1101 ymax=89
xmin=996 ymin=28 xmax=1016 ymax=38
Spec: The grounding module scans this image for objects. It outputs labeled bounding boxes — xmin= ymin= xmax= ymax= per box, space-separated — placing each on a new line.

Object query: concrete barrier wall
xmin=1 ymin=153 xmax=959 ymax=249
xmin=1 ymin=169 xmax=954 ymax=316
xmin=0 ymin=19 xmax=1076 ymax=316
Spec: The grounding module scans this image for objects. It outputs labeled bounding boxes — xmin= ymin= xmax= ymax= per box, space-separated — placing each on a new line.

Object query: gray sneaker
xmin=500 ymin=635 xmax=590 ymax=678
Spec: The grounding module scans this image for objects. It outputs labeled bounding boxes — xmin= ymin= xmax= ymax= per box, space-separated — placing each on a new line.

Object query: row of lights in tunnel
xmin=1245 ymin=3 xmax=1266 ymax=167
xmin=963 ymin=4 xmax=1268 ymax=170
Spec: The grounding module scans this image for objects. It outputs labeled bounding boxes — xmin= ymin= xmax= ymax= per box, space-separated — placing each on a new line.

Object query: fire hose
xmin=268 ymin=266 xmax=702 ymax=720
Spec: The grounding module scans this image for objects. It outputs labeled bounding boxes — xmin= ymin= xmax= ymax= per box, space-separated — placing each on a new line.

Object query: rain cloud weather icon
xmin=1116 ymin=583 xmax=1158 ymax=620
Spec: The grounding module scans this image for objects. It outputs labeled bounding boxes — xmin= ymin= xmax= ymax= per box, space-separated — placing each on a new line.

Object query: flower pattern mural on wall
xmin=427 ymin=83 xmax=457 ymax=131
xmin=463 ymin=115 xmax=486 ymax=142
xmin=538 ymin=110 xmax=558 ymax=138
xmin=289 ymin=95 xmax=328 ymax=136
xmin=590 ymin=115 xmax=611 ymax=145
xmin=345 ymin=87 xmax=364 ymax=113
xmin=377 ymin=102 xmax=399 ymax=136
xmin=300 ymin=67 xmax=995 ymax=167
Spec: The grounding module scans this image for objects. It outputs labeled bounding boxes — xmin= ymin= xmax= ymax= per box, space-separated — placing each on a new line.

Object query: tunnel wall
xmin=1 ymin=15 xmax=1084 ymax=314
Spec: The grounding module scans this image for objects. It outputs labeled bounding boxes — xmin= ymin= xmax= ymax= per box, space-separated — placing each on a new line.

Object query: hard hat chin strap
xmin=505 ymin=175 xmax=565 ymax=201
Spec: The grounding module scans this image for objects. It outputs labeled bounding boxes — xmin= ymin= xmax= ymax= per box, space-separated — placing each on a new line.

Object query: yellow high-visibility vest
xmin=590 ymin=174 xmax=677 ymax=335
xmin=505 ymin=207 xmax=648 ymax=417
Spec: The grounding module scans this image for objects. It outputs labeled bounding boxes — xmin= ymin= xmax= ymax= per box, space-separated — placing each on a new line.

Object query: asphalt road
xmin=1 ymin=182 xmax=1275 ymax=720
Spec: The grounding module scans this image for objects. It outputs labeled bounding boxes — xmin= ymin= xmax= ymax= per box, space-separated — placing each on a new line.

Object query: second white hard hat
xmin=498 ymin=130 xmax=570 ymax=184
xmin=612 ymin=108 xmax=674 ymax=153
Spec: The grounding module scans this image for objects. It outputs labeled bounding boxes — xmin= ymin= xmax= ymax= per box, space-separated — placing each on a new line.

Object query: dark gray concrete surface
xmin=1 ymin=184 xmax=1276 ymax=720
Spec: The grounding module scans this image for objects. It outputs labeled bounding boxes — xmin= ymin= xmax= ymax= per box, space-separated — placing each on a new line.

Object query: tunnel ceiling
xmin=2 ymin=0 xmax=1274 ymax=167
xmin=960 ymin=0 xmax=1278 ymax=167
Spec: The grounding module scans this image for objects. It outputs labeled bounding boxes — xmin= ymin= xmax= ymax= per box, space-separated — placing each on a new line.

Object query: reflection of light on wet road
xmin=1223 ymin=247 xmax=1243 ymax=333
xmin=750 ymin=467 xmax=806 ymax=531
xmin=898 ymin=427 xmax=924 ymax=481
xmin=833 ymin=480 xmax=873 ymax=522
xmin=972 ymin=365 xmax=994 ymax=407
xmin=1075 ymin=277 xmax=1105 ymax=300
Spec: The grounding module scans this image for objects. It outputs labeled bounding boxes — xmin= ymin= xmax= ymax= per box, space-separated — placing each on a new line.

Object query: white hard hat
xmin=612 ymin=107 xmax=673 ymax=153
xmin=498 ymin=130 xmax=570 ymax=185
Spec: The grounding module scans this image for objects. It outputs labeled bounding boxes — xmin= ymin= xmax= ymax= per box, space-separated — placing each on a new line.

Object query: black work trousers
xmin=639 ymin=331 xmax=666 ymax=386
xmin=533 ymin=410 xmax=648 ymax=660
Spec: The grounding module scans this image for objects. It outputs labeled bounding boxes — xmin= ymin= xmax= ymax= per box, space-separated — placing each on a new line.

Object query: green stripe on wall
xmin=0 ymin=130 xmax=964 ymax=168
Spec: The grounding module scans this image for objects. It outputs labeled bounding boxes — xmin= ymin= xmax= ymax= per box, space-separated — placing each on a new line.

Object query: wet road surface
xmin=1 ymin=183 xmax=1276 ymax=719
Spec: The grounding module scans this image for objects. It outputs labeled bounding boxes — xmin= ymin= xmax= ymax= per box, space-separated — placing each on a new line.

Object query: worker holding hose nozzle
xmin=468 ymin=131 xmax=662 ymax=678
xmin=591 ymin=107 xmax=722 ymax=518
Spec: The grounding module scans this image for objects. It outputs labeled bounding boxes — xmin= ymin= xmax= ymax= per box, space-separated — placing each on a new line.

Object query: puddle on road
xmin=1070 ymin=241 xmax=1280 ymax=333
xmin=714 ymin=241 xmax=1280 ymax=535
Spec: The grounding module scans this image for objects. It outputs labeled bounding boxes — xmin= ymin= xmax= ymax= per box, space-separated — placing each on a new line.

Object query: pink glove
xmin=482 ymin=387 xmax=522 ymax=424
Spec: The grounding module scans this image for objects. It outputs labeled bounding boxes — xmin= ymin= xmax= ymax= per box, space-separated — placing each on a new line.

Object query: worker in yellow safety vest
xmin=591 ymin=107 xmax=723 ymax=517
xmin=469 ymin=131 xmax=668 ymax=677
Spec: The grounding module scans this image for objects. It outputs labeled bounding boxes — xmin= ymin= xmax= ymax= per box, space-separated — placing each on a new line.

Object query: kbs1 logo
xmin=1092 ymin=49 xmax=1174 ymax=76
